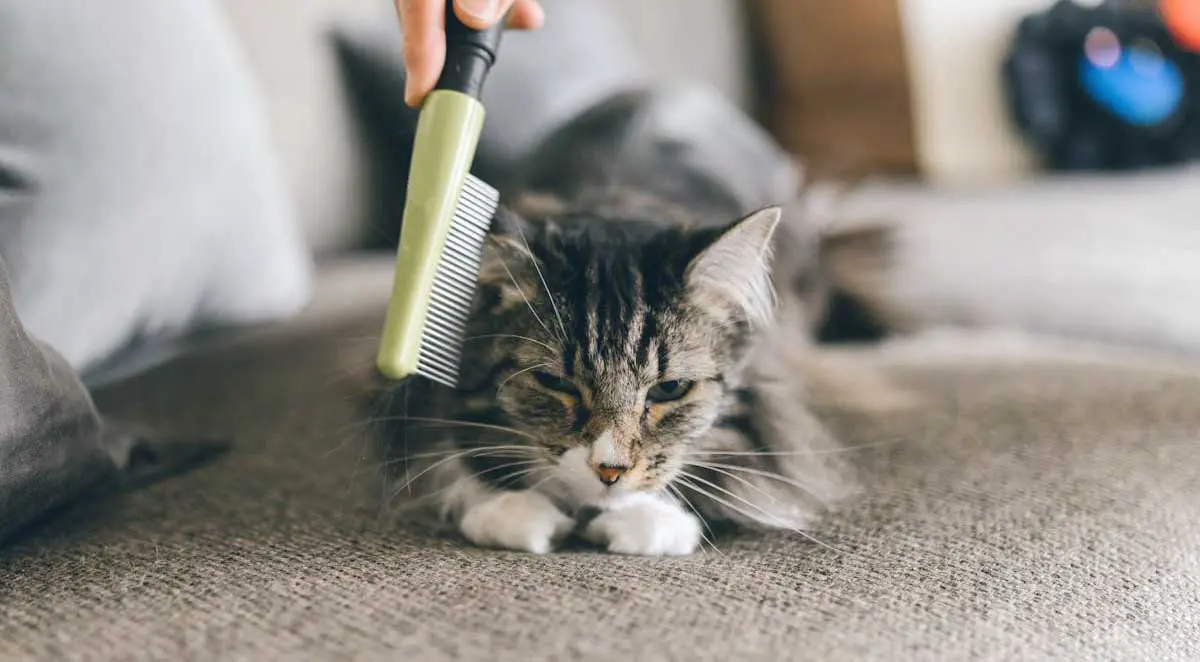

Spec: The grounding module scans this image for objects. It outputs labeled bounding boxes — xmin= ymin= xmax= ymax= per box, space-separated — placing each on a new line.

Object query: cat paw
xmin=459 ymin=490 xmax=573 ymax=554
xmin=583 ymin=495 xmax=702 ymax=556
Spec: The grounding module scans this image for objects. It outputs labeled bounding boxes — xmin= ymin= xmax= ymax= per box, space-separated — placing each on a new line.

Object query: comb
xmin=376 ymin=7 xmax=506 ymax=387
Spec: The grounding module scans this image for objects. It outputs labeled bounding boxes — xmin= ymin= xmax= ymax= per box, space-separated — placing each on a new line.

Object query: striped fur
xmin=368 ymin=189 xmax=856 ymax=552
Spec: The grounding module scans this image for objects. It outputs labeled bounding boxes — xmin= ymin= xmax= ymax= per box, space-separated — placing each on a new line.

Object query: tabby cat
xmin=368 ymin=187 xmax=855 ymax=556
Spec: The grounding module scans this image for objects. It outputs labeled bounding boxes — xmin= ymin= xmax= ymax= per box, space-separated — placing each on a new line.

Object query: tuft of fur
xmin=366 ymin=189 xmax=861 ymax=555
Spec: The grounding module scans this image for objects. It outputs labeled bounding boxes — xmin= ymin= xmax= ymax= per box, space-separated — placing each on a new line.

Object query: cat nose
xmin=594 ymin=463 xmax=628 ymax=486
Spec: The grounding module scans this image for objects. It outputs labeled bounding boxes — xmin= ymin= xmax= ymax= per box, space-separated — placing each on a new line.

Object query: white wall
xmin=221 ymin=0 xmax=391 ymax=253
xmin=899 ymin=0 xmax=1055 ymax=182
xmin=604 ymin=0 xmax=752 ymax=109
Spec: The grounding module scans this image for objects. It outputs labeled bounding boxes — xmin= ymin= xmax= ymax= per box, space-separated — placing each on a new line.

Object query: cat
xmin=366 ymin=189 xmax=859 ymax=556
xmin=366 ymin=88 xmax=864 ymax=556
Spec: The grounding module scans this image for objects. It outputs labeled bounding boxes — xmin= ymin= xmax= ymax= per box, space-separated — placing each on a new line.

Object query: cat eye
xmin=646 ymin=379 xmax=694 ymax=403
xmin=532 ymin=371 xmax=580 ymax=397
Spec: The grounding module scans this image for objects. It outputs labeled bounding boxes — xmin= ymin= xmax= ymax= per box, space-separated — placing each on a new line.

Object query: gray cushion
xmin=0 ymin=258 xmax=110 ymax=544
xmin=826 ymin=167 xmax=1200 ymax=355
xmin=216 ymin=0 xmax=397 ymax=255
xmin=0 ymin=256 xmax=227 ymax=547
xmin=3 ymin=259 xmax=1197 ymax=660
xmin=0 ymin=0 xmax=313 ymax=379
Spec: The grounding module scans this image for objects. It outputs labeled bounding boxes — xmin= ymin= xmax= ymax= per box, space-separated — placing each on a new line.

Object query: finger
xmin=399 ymin=0 xmax=448 ymax=106
xmin=506 ymin=0 xmax=544 ymax=30
xmin=454 ymin=0 xmax=532 ymax=30
xmin=452 ymin=0 xmax=542 ymax=31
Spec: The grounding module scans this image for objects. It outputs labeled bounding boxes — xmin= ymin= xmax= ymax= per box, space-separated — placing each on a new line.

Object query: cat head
xmin=456 ymin=205 xmax=781 ymax=509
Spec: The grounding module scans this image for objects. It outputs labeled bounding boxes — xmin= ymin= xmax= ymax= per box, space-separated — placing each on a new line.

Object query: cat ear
xmin=684 ymin=206 xmax=782 ymax=328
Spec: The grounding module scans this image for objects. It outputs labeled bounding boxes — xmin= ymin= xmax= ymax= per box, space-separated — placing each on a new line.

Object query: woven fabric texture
xmin=2 ymin=262 xmax=1198 ymax=661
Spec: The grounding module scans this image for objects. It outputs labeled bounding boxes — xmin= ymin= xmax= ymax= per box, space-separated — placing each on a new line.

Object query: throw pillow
xmin=0 ymin=0 xmax=313 ymax=381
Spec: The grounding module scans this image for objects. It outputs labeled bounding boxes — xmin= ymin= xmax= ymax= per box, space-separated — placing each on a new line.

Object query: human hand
xmin=395 ymin=0 xmax=545 ymax=107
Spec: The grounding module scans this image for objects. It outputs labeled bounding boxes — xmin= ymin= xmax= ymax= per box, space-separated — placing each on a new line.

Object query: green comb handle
xmin=376 ymin=90 xmax=485 ymax=380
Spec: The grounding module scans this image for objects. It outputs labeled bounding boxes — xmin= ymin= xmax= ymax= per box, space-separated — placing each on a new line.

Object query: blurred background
xmin=7 ymin=0 xmax=1200 ymax=381
xmin=221 ymin=0 xmax=1200 ymax=358
xmin=225 ymin=0 xmax=1200 ymax=241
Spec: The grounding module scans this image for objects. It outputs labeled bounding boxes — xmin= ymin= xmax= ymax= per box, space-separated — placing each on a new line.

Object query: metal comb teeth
xmin=415 ymin=174 xmax=499 ymax=388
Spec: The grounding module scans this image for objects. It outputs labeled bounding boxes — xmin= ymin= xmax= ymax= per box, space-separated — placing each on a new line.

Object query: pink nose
xmin=594 ymin=464 xmax=627 ymax=486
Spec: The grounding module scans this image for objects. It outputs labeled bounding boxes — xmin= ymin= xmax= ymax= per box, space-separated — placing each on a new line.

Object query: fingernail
xmin=457 ymin=0 xmax=499 ymax=21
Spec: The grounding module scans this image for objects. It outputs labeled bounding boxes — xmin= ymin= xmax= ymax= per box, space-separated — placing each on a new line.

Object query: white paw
xmin=583 ymin=495 xmax=702 ymax=556
xmin=459 ymin=490 xmax=573 ymax=554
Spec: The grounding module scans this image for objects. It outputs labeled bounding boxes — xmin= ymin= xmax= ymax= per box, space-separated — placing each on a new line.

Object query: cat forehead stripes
xmin=478 ymin=206 xmax=782 ymax=387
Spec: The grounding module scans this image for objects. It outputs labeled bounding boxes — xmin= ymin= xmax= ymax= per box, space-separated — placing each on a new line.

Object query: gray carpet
xmin=2 ymin=263 xmax=1199 ymax=661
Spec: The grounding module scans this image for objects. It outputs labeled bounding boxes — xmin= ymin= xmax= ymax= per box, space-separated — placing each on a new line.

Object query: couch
xmin=3 ymin=2 xmax=1199 ymax=660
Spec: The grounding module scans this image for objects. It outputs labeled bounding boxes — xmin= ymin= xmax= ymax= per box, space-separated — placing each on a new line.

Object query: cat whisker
xmin=666 ymin=483 xmax=722 ymax=556
xmin=463 ymin=334 xmax=558 ymax=353
xmin=388 ymin=466 xmax=553 ymax=514
xmin=521 ymin=472 xmax=558 ymax=496
xmin=515 ymin=222 xmax=568 ymax=343
xmin=330 ymin=414 xmax=401 ymax=438
xmin=361 ymin=416 xmax=539 ymax=440
xmin=497 ymin=255 xmax=554 ymax=340
xmin=688 ymin=437 xmax=905 ymax=457
xmin=360 ymin=447 xmax=538 ymax=484
xmin=392 ymin=458 xmax=547 ymax=500
xmin=401 ymin=466 xmax=558 ymax=516
xmin=321 ymin=423 xmax=378 ymax=459
xmin=518 ymin=467 xmax=559 ymax=492
xmin=490 ymin=465 xmax=550 ymax=489
xmin=388 ymin=445 xmax=541 ymax=463
xmin=684 ymin=460 xmax=822 ymax=500
xmin=683 ymin=462 xmax=788 ymax=508
xmin=391 ymin=447 xmax=544 ymax=495
xmin=497 ymin=362 xmax=555 ymax=394
xmin=675 ymin=472 xmax=847 ymax=557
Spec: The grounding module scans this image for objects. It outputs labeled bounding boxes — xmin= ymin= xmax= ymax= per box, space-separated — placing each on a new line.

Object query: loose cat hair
xmin=366 ymin=190 xmax=857 ymax=556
